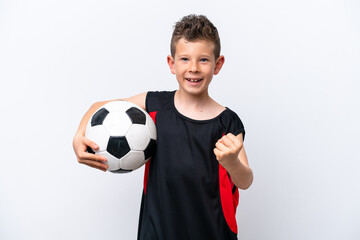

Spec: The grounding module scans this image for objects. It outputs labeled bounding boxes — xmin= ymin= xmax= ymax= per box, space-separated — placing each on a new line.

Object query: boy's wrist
xmin=74 ymin=130 xmax=85 ymax=140
xmin=223 ymin=157 xmax=242 ymax=174
xmin=225 ymin=158 xmax=253 ymax=189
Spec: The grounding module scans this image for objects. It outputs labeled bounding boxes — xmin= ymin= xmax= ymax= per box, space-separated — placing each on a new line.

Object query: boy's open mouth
xmin=185 ymin=78 xmax=203 ymax=83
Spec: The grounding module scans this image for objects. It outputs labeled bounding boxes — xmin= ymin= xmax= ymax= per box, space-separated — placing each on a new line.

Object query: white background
xmin=1 ymin=0 xmax=359 ymax=239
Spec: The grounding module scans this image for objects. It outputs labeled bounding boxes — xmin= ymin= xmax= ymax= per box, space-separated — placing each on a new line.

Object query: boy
xmin=73 ymin=14 xmax=253 ymax=240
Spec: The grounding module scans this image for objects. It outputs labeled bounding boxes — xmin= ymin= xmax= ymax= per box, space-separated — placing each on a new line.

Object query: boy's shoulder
xmin=218 ymin=107 xmax=246 ymax=139
xmin=145 ymin=90 xmax=175 ymax=112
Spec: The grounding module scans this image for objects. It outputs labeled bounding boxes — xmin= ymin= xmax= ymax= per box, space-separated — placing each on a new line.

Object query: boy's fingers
xmin=81 ymin=160 xmax=108 ymax=172
xmin=213 ymin=148 xmax=221 ymax=159
xmin=227 ymin=133 xmax=241 ymax=144
xmin=220 ymin=136 xmax=239 ymax=153
xmin=226 ymin=133 xmax=243 ymax=150
xmin=215 ymin=141 xmax=227 ymax=151
xmin=220 ymin=135 xmax=234 ymax=148
xmin=85 ymin=164 xmax=107 ymax=172
xmin=81 ymin=159 xmax=108 ymax=169
xmin=79 ymin=137 xmax=107 ymax=162
xmin=80 ymin=151 xmax=107 ymax=162
xmin=83 ymin=137 xmax=99 ymax=150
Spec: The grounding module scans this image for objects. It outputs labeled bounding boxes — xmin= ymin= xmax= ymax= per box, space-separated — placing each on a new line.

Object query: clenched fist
xmin=213 ymin=133 xmax=243 ymax=171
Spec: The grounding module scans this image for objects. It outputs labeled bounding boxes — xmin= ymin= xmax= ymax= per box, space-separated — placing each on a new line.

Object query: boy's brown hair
xmin=170 ymin=14 xmax=221 ymax=60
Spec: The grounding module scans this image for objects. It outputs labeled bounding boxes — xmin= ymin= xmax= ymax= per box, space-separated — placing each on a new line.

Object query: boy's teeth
xmin=187 ymin=78 xmax=201 ymax=82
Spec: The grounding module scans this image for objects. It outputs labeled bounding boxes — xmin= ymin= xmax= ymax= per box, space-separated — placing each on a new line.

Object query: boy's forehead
xmin=175 ymin=38 xmax=215 ymax=56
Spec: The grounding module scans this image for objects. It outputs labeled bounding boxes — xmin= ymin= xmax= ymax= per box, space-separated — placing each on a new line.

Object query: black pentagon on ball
xmin=126 ymin=107 xmax=146 ymax=125
xmin=107 ymin=136 xmax=131 ymax=159
xmin=144 ymin=139 xmax=157 ymax=160
xmin=91 ymin=108 xmax=109 ymax=127
xmin=110 ymin=168 xmax=133 ymax=174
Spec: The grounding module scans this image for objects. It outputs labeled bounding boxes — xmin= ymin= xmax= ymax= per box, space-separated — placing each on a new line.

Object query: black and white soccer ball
xmin=85 ymin=101 xmax=156 ymax=173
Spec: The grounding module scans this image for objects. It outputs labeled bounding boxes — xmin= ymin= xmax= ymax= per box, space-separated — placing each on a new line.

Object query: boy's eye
xmin=180 ymin=57 xmax=189 ymax=61
xmin=200 ymin=58 xmax=208 ymax=62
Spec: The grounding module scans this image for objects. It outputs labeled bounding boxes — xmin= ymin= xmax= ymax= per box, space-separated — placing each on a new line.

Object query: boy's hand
xmin=213 ymin=133 xmax=243 ymax=171
xmin=72 ymin=133 xmax=108 ymax=172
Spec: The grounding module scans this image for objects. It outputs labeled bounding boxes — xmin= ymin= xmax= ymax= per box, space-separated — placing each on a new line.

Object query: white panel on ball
xmin=120 ymin=151 xmax=146 ymax=170
xmin=126 ymin=124 xmax=151 ymax=151
xmin=85 ymin=124 xmax=110 ymax=152
xmin=103 ymin=100 xmax=132 ymax=113
xmin=103 ymin=111 xmax=132 ymax=136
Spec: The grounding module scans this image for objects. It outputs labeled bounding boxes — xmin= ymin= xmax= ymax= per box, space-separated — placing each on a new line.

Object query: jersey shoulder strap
xmin=145 ymin=91 xmax=175 ymax=113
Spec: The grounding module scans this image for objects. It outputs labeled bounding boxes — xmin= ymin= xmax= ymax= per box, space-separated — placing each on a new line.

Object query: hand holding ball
xmin=85 ymin=101 xmax=157 ymax=173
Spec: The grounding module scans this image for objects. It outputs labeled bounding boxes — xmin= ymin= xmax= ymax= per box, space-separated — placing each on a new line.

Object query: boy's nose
xmin=189 ymin=61 xmax=199 ymax=72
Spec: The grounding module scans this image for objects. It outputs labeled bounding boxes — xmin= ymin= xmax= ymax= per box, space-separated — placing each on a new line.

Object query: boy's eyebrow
xmin=199 ymin=54 xmax=212 ymax=58
xmin=177 ymin=54 xmax=213 ymax=58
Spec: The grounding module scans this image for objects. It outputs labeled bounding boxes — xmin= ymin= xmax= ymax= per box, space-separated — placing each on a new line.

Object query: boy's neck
xmin=174 ymin=89 xmax=225 ymax=120
xmin=175 ymin=88 xmax=211 ymax=109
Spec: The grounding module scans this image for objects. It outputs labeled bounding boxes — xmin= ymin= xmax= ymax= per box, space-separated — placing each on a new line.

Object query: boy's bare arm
xmin=213 ymin=133 xmax=253 ymax=190
xmin=72 ymin=92 xmax=147 ymax=171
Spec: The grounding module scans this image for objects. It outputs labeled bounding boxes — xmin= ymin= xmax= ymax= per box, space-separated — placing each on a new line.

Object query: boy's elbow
xmin=239 ymin=181 xmax=252 ymax=190
xmin=238 ymin=170 xmax=254 ymax=190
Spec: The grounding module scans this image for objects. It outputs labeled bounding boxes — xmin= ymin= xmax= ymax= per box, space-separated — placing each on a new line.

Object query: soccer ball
xmin=85 ymin=100 xmax=156 ymax=173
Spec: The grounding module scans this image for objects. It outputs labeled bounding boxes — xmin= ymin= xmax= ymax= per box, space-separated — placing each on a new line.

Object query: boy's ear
xmin=167 ymin=55 xmax=176 ymax=74
xmin=214 ymin=55 xmax=225 ymax=75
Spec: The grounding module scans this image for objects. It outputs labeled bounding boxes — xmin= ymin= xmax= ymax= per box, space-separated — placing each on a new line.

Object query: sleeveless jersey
xmin=138 ymin=91 xmax=245 ymax=240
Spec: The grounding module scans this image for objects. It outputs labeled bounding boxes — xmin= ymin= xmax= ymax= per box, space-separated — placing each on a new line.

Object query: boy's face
xmin=167 ymin=38 xmax=224 ymax=96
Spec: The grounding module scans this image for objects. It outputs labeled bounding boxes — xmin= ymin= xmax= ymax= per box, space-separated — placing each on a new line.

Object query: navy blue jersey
xmin=138 ymin=91 xmax=245 ymax=240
